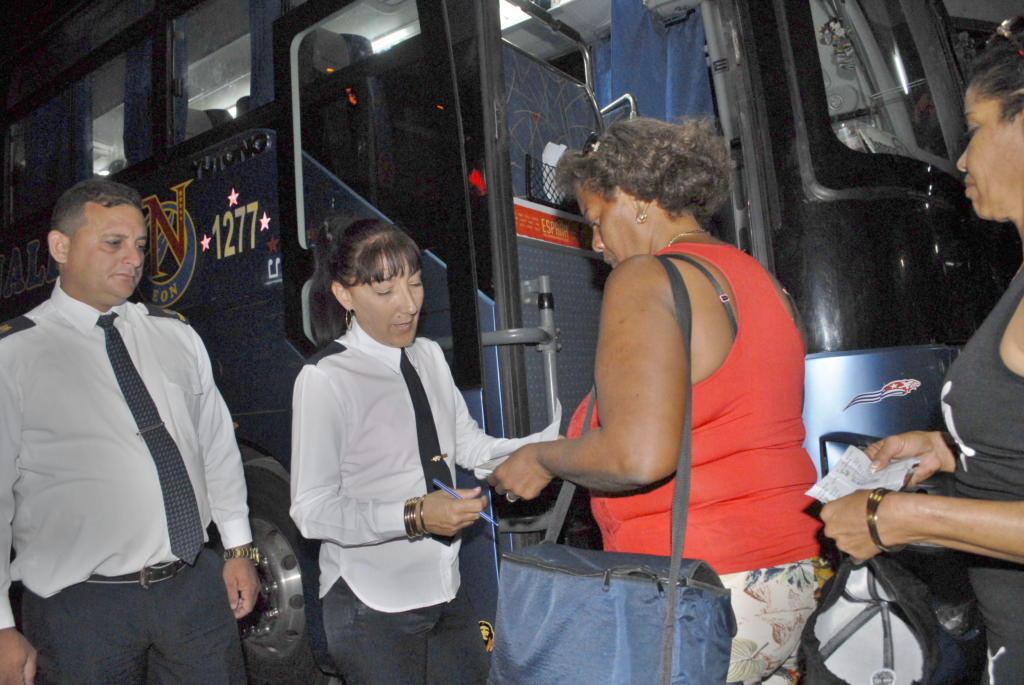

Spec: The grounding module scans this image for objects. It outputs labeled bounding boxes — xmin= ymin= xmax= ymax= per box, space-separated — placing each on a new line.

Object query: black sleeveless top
xmin=943 ymin=268 xmax=1024 ymax=501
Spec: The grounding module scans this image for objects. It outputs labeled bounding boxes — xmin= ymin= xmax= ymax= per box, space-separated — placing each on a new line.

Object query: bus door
xmin=274 ymin=0 xmax=529 ymax=645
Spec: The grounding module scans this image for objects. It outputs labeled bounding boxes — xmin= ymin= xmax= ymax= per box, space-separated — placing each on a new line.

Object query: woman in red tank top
xmin=491 ymin=118 xmax=825 ymax=682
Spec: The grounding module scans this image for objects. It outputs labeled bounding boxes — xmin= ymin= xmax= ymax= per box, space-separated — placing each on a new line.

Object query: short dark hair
xmin=309 ymin=216 xmax=422 ymax=346
xmin=555 ymin=117 xmax=731 ymax=225
xmin=968 ymin=36 xmax=1024 ymax=121
xmin=51 ymin=178 xmax=142 ymax=236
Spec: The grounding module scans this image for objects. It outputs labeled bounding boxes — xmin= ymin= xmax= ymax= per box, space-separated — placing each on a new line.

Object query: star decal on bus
xmin=201 ymin=234 xmax=212 ymax=251
xmin=227 ymin=187 xmax=239 ymax=207
xmin=260 ymin=211 xmax=271 ymax=231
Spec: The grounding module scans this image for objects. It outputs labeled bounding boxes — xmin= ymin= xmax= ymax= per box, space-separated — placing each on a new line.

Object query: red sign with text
xmin=513 ymin=198 xmax=590 ymax=249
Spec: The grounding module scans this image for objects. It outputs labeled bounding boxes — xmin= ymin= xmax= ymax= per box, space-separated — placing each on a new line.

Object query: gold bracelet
xmin=416 ymin=495 xmax=426 ymax=537
xmin=404 ymin=496 xmax=428 ymax=539
xmin=404 ymin=498 xmax=419 ymax=539
xmin=866 ymin=488 xmax=905 ymax=553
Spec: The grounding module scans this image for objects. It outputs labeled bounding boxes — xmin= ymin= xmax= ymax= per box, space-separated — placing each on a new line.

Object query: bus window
xmin=290 ymin=0 xmax=430 ymax=250
xmin=6 ymin=41 xmax=153 ymax=221
xmin=93 ymin=42 xmax=154 ymax=177
xmin=173 ymin=0 xmax=254 ymax=143
xmin=305 ymin=0 xmax=421 ymax=59
xmin=7 ymin=94 xmax=81 ymax=222
xmin=811 ymin=0 xmax=958 ymax=175
xmin=5 ymin=0 xmax=153 ymax=110
xmin=293 ymin=0 xmax=420 ymax=89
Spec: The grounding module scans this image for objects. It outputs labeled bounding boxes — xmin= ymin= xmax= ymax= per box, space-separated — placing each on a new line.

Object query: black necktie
xmin=97 ymin=313 xmax=204 ymax=564
xmin=400 ymin=347 xmax=453 ymax=492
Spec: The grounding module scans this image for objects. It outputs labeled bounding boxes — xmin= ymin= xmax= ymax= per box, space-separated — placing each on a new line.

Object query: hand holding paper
xmin=807 ymin=445 xmax=919 ymax=503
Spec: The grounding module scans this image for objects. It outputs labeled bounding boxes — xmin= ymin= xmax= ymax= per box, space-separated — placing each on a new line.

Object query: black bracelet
xmin=865 ymin=488 xmax=905 ymax=553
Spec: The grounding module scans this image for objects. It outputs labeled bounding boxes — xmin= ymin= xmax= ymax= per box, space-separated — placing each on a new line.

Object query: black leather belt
xmin=86 ymin=560 xmax=187 ymax=589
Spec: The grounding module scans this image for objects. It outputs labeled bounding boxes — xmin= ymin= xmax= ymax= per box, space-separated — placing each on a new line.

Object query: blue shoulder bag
xmin=489 ymin=254 xmax=737 ymax=684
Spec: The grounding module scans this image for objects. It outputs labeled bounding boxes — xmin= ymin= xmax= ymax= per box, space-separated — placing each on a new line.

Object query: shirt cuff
xmin=473 ymin=401 xmax=562 ymax=480
xmin=217 ymin=516 xmax=253 ymax=550
xmin=0 ymin=601 xmax=14 ymax=630
xmin=379 ymin=500 xmax=406 ymax=539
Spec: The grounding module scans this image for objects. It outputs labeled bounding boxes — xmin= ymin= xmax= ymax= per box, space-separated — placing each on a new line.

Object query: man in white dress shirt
xmin=0 ymin=179 xmax=259 ymax=684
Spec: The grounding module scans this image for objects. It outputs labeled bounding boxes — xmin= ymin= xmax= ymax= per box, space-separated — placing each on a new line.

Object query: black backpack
xmin=801 ymin=554 xmax=941 ymax=685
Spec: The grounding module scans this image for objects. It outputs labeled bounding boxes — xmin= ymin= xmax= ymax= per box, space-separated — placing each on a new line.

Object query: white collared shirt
xmin=0 ymin=283 xmax=252 ymax=628
xmin=289 ymin=319 xmax=559 ymax=612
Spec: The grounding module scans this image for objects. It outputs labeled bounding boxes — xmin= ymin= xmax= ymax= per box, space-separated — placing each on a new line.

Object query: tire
xmin=239 ymin=455 xmax=331 ymax=685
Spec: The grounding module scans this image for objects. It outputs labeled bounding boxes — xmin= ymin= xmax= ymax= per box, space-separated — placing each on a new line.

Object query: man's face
xmin=49 ymin=201 xmax=147 ymax=312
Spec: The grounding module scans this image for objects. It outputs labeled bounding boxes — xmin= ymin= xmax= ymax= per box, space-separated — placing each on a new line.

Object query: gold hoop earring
xmin=345 ymin=309 xmax=354 ymax=329
xmin=635 ymin=201 xmax=651 ymax=224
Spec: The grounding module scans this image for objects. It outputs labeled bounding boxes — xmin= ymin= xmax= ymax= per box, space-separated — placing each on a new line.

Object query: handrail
xmin=435 ymin=275 xmax=560 ymax=426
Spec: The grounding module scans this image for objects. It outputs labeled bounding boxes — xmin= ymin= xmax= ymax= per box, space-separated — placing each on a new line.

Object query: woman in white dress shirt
xmin=289 ymin=217 xmax=554 ymax=685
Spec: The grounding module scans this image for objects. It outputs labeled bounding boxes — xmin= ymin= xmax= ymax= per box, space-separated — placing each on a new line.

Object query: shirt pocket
xmin=163 ymin=362 xmax=203 ymax=419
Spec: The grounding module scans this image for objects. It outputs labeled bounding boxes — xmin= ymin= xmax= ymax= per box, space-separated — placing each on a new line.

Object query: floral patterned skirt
xmin=719 ymin=556 xmax=833 ymax=684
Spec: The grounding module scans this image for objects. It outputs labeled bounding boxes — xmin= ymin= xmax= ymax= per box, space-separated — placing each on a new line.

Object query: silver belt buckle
xmin=139 ymin=566 xmax=151 ymax=589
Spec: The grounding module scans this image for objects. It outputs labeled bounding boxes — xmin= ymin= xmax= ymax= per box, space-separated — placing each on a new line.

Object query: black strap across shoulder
xmin=659 ymin=252 xmax=737 ymax=340
xmin=542 ymin=255 xmax=694 ymax=685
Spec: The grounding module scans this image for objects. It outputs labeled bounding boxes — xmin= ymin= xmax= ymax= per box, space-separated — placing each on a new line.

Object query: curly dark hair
xmin=555 ymin=117 xmax=731 ymax=225
xmin=968 ymin=35 xmax=1024 ymax=122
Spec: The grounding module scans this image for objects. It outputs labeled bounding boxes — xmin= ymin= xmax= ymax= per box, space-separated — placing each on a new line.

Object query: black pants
xmin=969 ymin=559 xmax=1024 ymax=685
xmin=321 ymin=576 xmax=489 ymax=685
xmin=22 ymin=548 xmax=245 ymax=685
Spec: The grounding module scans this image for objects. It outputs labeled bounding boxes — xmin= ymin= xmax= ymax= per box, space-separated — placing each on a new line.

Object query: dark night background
xmin=0 ymin=1 xmax=66 ymax=75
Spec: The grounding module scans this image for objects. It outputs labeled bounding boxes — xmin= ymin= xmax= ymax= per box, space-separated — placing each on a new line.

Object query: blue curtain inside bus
xmin=173 ymin=16 xmax=188 ymax=144
xmin=592 ymin=0 xmax=713 ymax=121
xmin=124 ymin=38 xmax=153 ymax=166
xmin=249 ymin=0 xmax=279 ymax=109
xmin=73 ymin=80 xmax=91 ymax=182
xmin=22 ymin=100 xmax=70 ymax=218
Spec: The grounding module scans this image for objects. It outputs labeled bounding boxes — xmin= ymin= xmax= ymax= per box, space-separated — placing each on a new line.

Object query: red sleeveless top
xmin=575 ymin=243 xmax=820 ymax=575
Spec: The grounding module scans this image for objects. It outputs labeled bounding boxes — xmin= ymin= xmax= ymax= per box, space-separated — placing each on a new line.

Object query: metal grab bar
xmin=435 ymin=275 xmax=560 ymax=427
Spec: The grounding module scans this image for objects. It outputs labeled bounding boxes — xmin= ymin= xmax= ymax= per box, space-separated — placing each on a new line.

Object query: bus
xmin=1 ymin=0 xmax=1010 ymax=681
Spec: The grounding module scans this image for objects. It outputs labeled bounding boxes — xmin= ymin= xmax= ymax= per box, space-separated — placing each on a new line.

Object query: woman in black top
xmin=821 ymin=18 xmax=1024 ymax=683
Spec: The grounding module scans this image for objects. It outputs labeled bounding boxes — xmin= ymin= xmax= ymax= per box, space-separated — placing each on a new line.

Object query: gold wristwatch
xmin=223 ymin=544 xmax=260 ymax=563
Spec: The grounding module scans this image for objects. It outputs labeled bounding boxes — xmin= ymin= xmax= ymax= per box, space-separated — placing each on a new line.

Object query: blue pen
xmin=432 ymin=478 xmax=498 ymax=526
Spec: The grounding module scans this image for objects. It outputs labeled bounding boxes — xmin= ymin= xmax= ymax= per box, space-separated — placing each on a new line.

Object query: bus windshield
xmin=811 ymin=0 xmax=962 ymax=175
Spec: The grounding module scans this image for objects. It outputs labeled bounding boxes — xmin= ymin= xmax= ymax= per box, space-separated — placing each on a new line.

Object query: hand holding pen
xmin=432 ymin=478 xmax=497 ymax=526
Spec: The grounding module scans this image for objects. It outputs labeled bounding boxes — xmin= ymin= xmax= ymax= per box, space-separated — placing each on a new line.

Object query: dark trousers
xmin=969 ymin=559 xmax=1024 ymax=684
xmin=321 ymin=576 xmax=489 ymax=685
xmin=22 ymin=548 xmax=245 ymax=685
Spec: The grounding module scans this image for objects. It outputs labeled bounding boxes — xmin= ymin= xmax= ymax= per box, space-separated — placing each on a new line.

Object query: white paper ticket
xmin=806 ymin=445 xmax=918 ymax=503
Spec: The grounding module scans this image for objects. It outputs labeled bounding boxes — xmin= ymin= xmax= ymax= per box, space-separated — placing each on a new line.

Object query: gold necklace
xmin=664 ymin=229 xmax=707 ymax=249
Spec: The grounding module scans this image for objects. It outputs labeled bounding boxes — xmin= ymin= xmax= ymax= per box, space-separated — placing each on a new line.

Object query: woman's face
xmin=576 ymin=187 xmax=650 ymax=267
xmin=332 ymin=266 xmax=424 ymax=348
xmin=957 ymin=90 xmax=1024 ymax=228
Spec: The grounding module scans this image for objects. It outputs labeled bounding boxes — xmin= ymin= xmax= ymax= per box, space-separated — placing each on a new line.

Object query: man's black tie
xmin=97 ymin=312 xmax=204 ymax=564
xmin=400 ymin=347 xmax=453 ymax=492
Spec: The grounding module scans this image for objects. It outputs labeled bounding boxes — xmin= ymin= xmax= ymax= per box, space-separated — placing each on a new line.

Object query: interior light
xmin=499 ymin=1 xmax=531 ymax=29
xmin=500 ymin=0 xmax=576 ymax=29
xmin=892 ymin=47 xmax=909 ymax=95
xmin=371 ymin=23 xmax=419 ymax=52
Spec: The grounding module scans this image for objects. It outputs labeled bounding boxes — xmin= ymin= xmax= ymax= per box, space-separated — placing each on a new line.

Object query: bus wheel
xmin=240 ymin=457 xmax=328 ymax=684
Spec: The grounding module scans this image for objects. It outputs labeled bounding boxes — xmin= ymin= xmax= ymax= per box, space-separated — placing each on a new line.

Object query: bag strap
xmin=539 ymin=255 xmax=694 ymax=685
xmin=541 ymin=392 xmax=594 ymax=542
xmin=660 ymin=252 xmax=736 ymax=339
xmin=657 ymin=254 xmax=694 ymax=685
